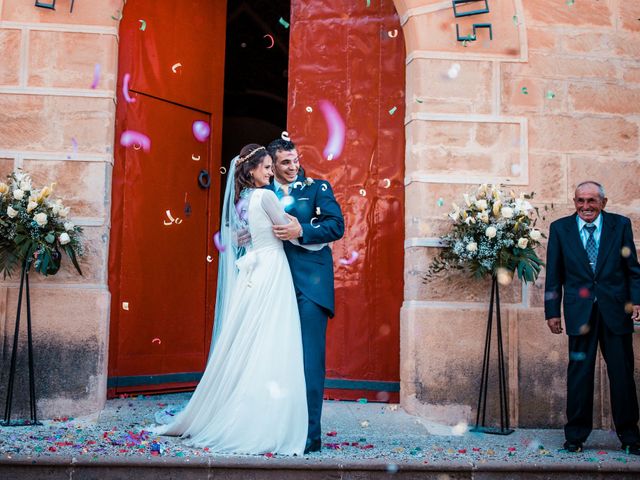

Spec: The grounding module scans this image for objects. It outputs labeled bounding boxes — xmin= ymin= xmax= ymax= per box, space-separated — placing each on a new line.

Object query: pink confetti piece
xmin=193 ymin=120 xmax=211 ymax=142
xmin=151 ymin=338 xmax=161 ymax=345
xmin=339 ymin=251 xmax=359 ymax=265
xmin=318 ymin=100 xmax=345 ymax=161
xmin=122 ymin=73 xmax=136 ymax=103
xmin=326 ymin=431 xmax=337 ymax=436
xmin=120 ymin=130 xmax=151 ymax=152
xmin=90 ymin=63 xmax=101 ymax=89
xmin=213 ymin=231 xmax=225 ymax=252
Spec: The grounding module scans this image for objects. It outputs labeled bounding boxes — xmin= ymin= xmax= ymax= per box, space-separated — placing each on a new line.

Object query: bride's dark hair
xmin=235 ymin=143 xmax=269 ymax=203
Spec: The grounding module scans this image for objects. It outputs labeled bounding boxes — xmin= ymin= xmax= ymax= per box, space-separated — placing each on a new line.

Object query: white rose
xmin=51 ymin=204 xmax=60 ymax=215
xmin=466 ymin=242 xmax=478 ymax=252
xmin=517 ymin=237 xmax=529 ymax=249
xmin=474 ymin=199 xmax=488 ymax=210
xmin=501 ymin=207 xmax=514 ymax=219
xmin=529 ymin=229 xmax=542 ymax=241
xmin=63 ymin=221 xmax=75 ymax=232
xmin=13 ymin=189 xmax=24 ymax=200
xmin=27 ymin=201 xmax=38 ymax=213
xmin=478 ymin=212 xmax=489 ymax=224
xmin=7 ymin=206 xmax=18 ymax=218
xmin=58 ymin=232 xmax=71 ymax=245
xmin=19 ymin=180 xmax=31 ymax=191
xmin=33 ymin=212 xmax=48 ymax=226
xmin=485 ymin=226 xmax=497 ymax=238
xmin=59 ymin=207 xmax=70 ymax=218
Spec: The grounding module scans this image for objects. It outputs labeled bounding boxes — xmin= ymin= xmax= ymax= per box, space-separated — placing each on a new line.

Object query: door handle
xmin=198 ymin=170 xmax=211 ymax=189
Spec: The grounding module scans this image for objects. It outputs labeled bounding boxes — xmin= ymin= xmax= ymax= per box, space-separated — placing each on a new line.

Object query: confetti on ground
xmin=139 ymin=19 xmax=147 ymax=31
xmin=279 ymin=17 xmax=290 ymax=29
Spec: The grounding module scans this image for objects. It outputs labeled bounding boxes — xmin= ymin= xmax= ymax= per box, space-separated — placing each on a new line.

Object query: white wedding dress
xmin=152 ymin=188 xmax=308 ymax=455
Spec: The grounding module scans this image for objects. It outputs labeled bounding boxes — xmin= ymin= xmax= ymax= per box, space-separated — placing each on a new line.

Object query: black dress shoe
xmin=304 ymin=439 xmax=321 ymax=454
xmin=622 ymin=443 xmax=640 ymax=455
xmin=563 ymin=441 xmax=583 ymax=453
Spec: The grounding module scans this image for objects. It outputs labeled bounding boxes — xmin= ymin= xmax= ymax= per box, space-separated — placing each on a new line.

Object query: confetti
xmin=171 ymin=62 xmax=182 ymax=73
xmin=192 ymin=121 xmax=211 ymax=142
xmin=521 ymin=86 xmax=528 ymax=95
xmin=213 ymin=231 xmax=225 ymax=252
xmin=359 ymin=188 xmax=367 ymax=196
xmin=122 ymin=302 xmax=129 ymax=310
xmin=386 ymin=464 xmax=399 ymax=473
xmin=318 ymin=100 xmax=345 ymax=161
xmin=579 ymin=287 xmax=590 ymax=298
xmin=90 ymin=63 xmax=101 ymax=89
xmin=310 ymin=217 xmax=321 ymax=228
xmin=416 ymin=98 xmax=424 ymax=103
xmin=305 ymin=106 xmax=313 ymax=113
xmin=122 ymin=73 xmax=136 ymax=103
xmin=382 ymin=178 xmax=391 ymax=188
xmin=437 ymin=198 xmax=444 ymax=207
xmin=279 ymin=17 xmax=290 ymax=29
xmin=512 ymin=15 xmax=518 ymax=25
xmin=621 ymin=246 xmax=631 ymax=258
xmin=120 ymin=130 xmax=151 ymax=152
xmin=138 ymin=19 xmax=146 ymax=31
xmin=569 ymin=351 xmax=587 ymax=361
xmin=111 ymin=9 xmax=122 ymax=21
xmin=447 ymin=63 xmax=461 ymax=79
xmin=340 ymin=251 xmax=360 ymax=266
xmin=281 ymin=131 xmax=291 ymax=141
xmin=191 ymin=154 xmax=201 ymax=161
xmin=163 ymin=210 xmax=182 ymax=226
xmin=566 ymin=0 xmax=575 ymax=5
xmin=579 ymin=323 xmax=591 ymax=334
xmin=263 ymin=34 xmax=274 ymax=48
xmin=357 ymin=398 xmax=368 ymax=404
xmin=360 ymin=420 xmax=370 ymax=427
xmin=387 ymin=29 xmax=398 ymax=38
xmin=366 ymin=0 xmax=371 ymax=6
xmin=67 ymin=137 xmax=78 ymax=160
xmin=321 ymin=183 xmax=328 ymax=192
xmin=206 ymin=255 xmax=213 ymax=263
xmin=151 ymin=338 xmax=161 ymax=345
xmin=388 ymin=106 xmax=397 ymax=115
xmin=546 ymin=91 xmax=556 ymax=99
xmin=219 ymin=167 xmax=227 ymax=174
xmin=326 ymin=431 xmax=337 ymax=436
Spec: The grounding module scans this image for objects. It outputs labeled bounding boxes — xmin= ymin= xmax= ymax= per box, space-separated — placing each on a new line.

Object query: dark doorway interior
xmin=221 ymin=0 xmax=290 ymax=167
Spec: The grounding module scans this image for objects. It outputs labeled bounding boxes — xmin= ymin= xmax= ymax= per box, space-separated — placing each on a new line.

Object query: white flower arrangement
xmin=427 ymin=184 xmax=547 ymax=283
xmin=0 ymin=171 xmax=83 ymax=277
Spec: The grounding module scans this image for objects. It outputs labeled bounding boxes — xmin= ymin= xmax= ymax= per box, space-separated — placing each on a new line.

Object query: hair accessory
xmin=238 ymin=146 xmax=266 ymax=164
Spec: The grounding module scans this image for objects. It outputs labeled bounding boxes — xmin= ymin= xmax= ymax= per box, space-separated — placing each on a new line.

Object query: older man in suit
xmin=545 ymin=181 xmax=640 ymax=454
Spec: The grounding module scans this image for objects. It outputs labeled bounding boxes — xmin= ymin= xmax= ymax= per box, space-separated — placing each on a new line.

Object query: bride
xmin=152 ymin=144 xmax=308 ymax=455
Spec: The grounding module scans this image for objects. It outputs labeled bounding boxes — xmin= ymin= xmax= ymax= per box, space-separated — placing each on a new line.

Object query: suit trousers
xmin=565 ymin=302 xmax=640 ymax=445
xmin=296 ymin=288 xmax=329 ymax=443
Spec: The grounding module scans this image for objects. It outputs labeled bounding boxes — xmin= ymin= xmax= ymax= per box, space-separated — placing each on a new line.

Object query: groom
xmin=266 ymin=138 xmax=344 ymax=453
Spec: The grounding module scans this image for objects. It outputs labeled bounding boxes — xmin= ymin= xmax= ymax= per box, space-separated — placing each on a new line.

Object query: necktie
xmin=584 ymin=224 xmax=597 ymax=272
xmin=277 ymin=184 xmax=289 ymax=199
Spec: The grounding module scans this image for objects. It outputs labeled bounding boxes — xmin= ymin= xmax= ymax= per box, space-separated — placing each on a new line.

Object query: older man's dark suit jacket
xmin=544 ymin=211 xmax=640 ymax=335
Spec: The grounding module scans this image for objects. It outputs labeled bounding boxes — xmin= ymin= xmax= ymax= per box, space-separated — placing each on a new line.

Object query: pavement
xmin=0 ymin=392 xmax=639 ymax=478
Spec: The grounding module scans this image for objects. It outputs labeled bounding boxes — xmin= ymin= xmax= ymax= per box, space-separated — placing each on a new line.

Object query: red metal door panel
xmin=108 ymin=0 xmax=226 ymax=394
xmin=288 ymin=1 xmax=405 ymax=401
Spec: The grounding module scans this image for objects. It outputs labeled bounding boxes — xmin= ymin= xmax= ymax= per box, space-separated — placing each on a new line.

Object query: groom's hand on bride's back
xmin=236 ymin=228 xmax=252 ymax=247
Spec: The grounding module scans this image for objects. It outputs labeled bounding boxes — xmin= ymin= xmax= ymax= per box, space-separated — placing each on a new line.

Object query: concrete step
xmin=1 ymin=457 xmax=640 ymax=480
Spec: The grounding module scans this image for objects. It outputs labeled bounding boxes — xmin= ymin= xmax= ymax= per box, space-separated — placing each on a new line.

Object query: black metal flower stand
xmin=1 ymin=258 xmax=41 ymax=426
xmin=469 ymin=275 xmax=514 ymax=435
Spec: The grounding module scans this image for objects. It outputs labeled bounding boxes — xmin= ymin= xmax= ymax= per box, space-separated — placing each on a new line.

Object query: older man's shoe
xmin=304 ymin=439 xmax=321 ymax=454
xmin=563 ymin=441 xmax=583 ymax=453
xmin=622 ymin=443 xmax=640 ymax=455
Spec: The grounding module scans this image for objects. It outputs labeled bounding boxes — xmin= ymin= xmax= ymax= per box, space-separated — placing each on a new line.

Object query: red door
xmin=108 ymin=0 xmax=227 ymax=395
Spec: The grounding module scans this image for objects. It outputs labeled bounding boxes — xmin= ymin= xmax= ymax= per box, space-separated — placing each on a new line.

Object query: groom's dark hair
xmin=267 ymin=138 xmax=305 ymax=177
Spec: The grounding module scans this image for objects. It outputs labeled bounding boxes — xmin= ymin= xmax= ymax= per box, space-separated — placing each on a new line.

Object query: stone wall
xmin=0 ymin=0 xmax=120 ymax=417
xmin=395 ymin=0 xmax=640 ymax=427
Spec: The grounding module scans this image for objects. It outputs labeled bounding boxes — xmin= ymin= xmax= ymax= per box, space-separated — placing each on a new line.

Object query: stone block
xmin=567 ymin=156 xmax=640 ymax=209
xmin=502 ymin=53 xmax=617 ymax=81
xmin=529 ymin=115 xmax=638 ymax=154
xmin=0 ymin=158 xmax=15 ymax=178
xmin=0 ymin=29 xmax=21 ymax=86
xmin=407 ymin=59 xmax=493 ymax=114
xmin=623 ymin=65 xmax=640 ymax=84
xmin=0 ymin=287 xmax=109 ymax=419
xmin=527 ymin=153 xmax=567 ymax=204
xmin=406 ymin=246 xmax=523 ymax=304
xmin=523 ymin=0 xmax=613 ymax=27
xmin=569 ymin=84 xmax=640 ymax=116
xmin=0 ymin=95 xmax=115 ymax=152
xmin=515 ymin=308 xmax=569 ymax=428
xmin=527 ymin=26 xmax=559 ymax=52
xmin=401 ymin=304 xmax=515 ymax=426
xmin=618 ymin=0 xmax=640 ymax=32
xmin=28 ymin=30 xmax=117 ymax=90
xmin=1 ymin=0 xmax=121 ymax=26
xmin=22 ymin=159 xmax=108 ymax=219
